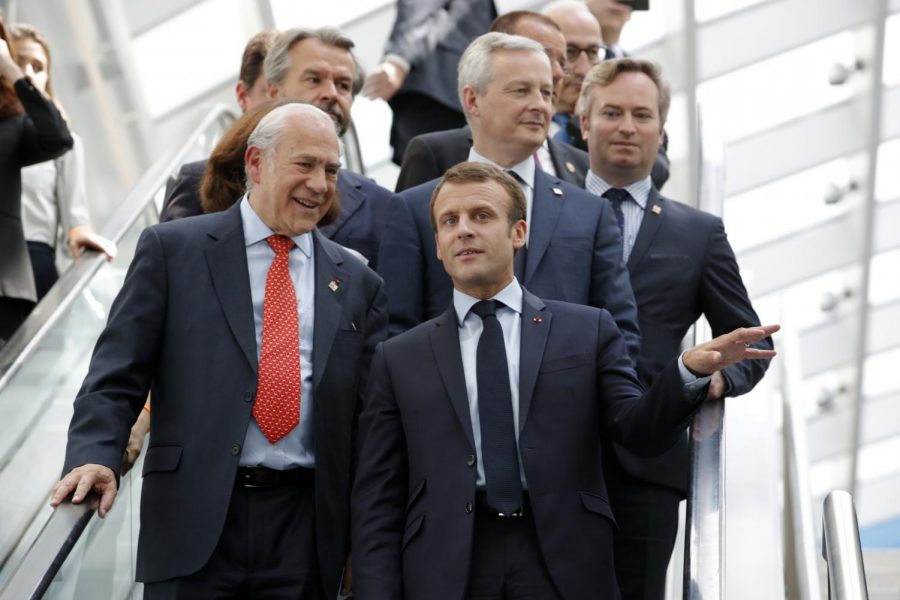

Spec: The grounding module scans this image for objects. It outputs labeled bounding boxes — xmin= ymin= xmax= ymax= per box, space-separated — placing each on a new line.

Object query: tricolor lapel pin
xmin=532 ymin=316 xmax=543 ymax=324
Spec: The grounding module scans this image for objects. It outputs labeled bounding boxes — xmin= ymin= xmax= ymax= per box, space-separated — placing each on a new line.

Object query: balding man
xmin=53 ymin=104 xmax=387 ymax=599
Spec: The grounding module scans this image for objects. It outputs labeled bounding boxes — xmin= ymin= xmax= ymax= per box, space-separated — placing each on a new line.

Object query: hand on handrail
xmin=50 ymin=464 xmax=117 ymax=518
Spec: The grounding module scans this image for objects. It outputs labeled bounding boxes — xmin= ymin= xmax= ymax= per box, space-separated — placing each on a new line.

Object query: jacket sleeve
xmin=14 ymin=78 xmax=73 ymax=167
xmin=395 ymin=134 xmax=442 ymax=192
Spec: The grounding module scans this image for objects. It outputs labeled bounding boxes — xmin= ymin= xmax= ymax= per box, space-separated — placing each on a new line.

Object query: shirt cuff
xmin=678 ymin=352 xmax=711 ymax=394
xmin=383 ymin=53 xmax=410 ymax=74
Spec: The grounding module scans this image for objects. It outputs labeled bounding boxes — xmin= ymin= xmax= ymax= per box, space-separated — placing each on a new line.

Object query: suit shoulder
xmin=661 ymin=195 xmax=722 ymax=229
xmin=543 ymin=298 xmax=603 ymax=320
xmin=381 ymin=314 xmax=441 ymax=351
xmin=398 ymin=178 xmax=439 ymax=203
xmin=317 ymin=233 xmax=383 ymax=280
xmin=340 ymin=170 xmax=393 ymax=201
xmin=408 ymin=127 xmax=468 ymax=147
xmin=152 ymin=209 xmax=227 ymax=238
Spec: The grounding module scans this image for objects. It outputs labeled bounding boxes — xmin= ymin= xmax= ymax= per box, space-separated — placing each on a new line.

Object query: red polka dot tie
xmin=254 ymin=235 xmax=301 ymax=444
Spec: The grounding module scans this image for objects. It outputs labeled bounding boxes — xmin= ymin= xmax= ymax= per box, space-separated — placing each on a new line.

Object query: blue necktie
xmin=471 ymin=300 xmax=522 ymax=515
xmin=603 ymin=187 xmax=629 ymax=259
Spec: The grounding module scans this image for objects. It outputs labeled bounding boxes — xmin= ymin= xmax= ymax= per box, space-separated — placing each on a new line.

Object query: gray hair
xmin=264 ymin=27 xmax=364 ymax=96
xmin=244 ymin=104 xmax=336 ymax=192
xmin=457 ymin=32 xmax=549 ymax=106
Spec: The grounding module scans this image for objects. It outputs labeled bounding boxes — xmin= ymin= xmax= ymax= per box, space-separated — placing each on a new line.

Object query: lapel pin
xmin=552 ymin=187 xmax=563 ymax=197
xmin=565 ymin=161 xmax=576 ymax=173
xmin=532 ymin=316 xmax=543 ymax=324
xmin=651 ymin=205 xmax=662 ymax=215
xmin=328 ymin=278 xmax=341 ymax=292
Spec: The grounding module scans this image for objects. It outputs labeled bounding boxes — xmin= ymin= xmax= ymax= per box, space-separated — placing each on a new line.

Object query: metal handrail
xmin=781 ymin=327 xmax=822 ymax=599
xmin=822 ymin=490 xmax=869 ymax=599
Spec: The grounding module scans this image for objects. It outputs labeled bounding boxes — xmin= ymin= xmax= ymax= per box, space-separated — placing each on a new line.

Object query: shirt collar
xmin=453 ymin=278 xmax=523 ymax=327
xmin=585 ymin=171 xmax=651 ymax=210
xmin=467 ymin=147 xmax=535 ymax=190
xmin=240 ymin=195 xmax=313 ymax=258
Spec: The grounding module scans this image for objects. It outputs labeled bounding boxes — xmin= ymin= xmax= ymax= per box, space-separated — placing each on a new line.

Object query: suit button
xmin=244 ymin=391 xmax=254 ymax=403
xmin=465 ymin=502 xmax=473 ymax=514
xmin=466 ymin=454 xmax=476 ymax=467
xmin=231 ymin=444 xmax=241 ymax=456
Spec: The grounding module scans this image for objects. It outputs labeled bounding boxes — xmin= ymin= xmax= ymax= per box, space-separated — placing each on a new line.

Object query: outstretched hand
xmin=683 ymin=324 xmax=779 ymax=378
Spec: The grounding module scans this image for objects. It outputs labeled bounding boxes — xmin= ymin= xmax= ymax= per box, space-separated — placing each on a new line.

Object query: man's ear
xmin=266 ymin=81 xmax=280 ymax=100
xmin=511 ymin=219 xmax=527 ymax=250
xmin=245 ymin=145 xmax=264 ymax=185
xmin=235 ymin=81 xmax=249 ymax=111
xmin=434 ymin=233 xmax=443 ymax=263
xmin=580 ymin=114 xmax=591 ymax=144
xmin=462 ymin=86 xmax=480 ymax=119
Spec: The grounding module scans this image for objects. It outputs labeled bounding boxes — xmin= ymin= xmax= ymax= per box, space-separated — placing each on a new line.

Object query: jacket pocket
xmin=539 ymin=352 xmax=593 ymax=374
xmin=142 ymin=445 xmax=183 ymax=476
xmin=402 ymin=514 xmax=425 ymax=551
xmin=579 ymin=491 xmax=617 ymax=528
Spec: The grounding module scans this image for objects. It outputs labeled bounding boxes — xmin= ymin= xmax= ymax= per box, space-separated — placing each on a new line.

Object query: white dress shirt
xmin=239 ymin=197 xmax=317 ymax=469
xmin=585 ymin=171 xmax=652 ymax=263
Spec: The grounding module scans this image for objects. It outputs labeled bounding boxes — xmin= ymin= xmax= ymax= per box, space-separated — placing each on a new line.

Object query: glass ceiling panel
xmin=269 ymin=0 xmax=392 ymax=29
xmin=695 ymin=0 xmax=769 ymax=24
xmin=132 ymin=0 xmax=243 ymax=118
xmin=869 ymin=248 xmax=900 ymax=305
xmin=884 ymin=12 xmax=900 ymax=86
xmin=724 ymin=157 xmax=855 ymax=253
xmin=697 ymin=31 xmax=856 ymax=142
xmin=876 ymin=137 xmax=900 ymax=202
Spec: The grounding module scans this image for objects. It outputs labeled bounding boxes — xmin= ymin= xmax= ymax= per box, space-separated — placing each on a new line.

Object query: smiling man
xmin=579 ymin=58 xmax=773 ymax=600
xmin=352 ymin=161 xmax=778 ymax=600
xmin=379 ymin=32 xmax=641 ymax=363
xmin=53 ymin=104 xmax=387 ymax=599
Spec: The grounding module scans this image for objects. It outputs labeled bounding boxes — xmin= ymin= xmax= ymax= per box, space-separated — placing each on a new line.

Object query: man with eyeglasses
xmin=543 ymin=0 xmax=669 ymax=190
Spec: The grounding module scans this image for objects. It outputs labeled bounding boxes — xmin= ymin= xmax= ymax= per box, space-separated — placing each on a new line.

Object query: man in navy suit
xmin=393 ymin=11 xmax=591 ymax=192
xmin=352 ymin=162 xmax=777 ymax=599
xmin=379 ymin=32 xmax=641 ymax=359
xmin=161 ymin=27 xmax=393 ymax=270
xmin=578 ymin=58 xmax=774 ymax=600
xmin=362 ymin=0 xmax=497 ymax=164
xmin=52 ymin=105 xmax=387 ymax=599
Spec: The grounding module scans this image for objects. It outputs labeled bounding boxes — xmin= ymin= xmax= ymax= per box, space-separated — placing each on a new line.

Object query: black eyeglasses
xmin=565 ymin=44 xmax=604 ymax=64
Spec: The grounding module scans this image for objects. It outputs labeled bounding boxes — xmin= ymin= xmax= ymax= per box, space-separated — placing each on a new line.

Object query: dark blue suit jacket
xmin=351 ymin=289 xmax=706 ymax=600
xmin=159 ymin=160 xmax=394 ymax=269
xmin=385 ymin=0 xmax=497 ymax=112
xmin=62 ymin=203 xmax=388 ymax=591
xmin=611 ymin=188 xmax=772 ymax=492
xmin=377 ymin=171 xmax=641 ymax=358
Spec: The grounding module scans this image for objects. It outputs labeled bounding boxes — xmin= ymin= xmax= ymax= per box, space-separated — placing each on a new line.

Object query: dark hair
xmin=490 ymin=10 xmax=562 ymax=35
xmin=429 ymin=162 xmax=526 ymax=231
xmin=238 ymin=29 xmax=279 ymax=89
xmin=0 ymin=15 xmax=23 ymax=119
xmin=201 ymin=99 xmax=341 ymax=227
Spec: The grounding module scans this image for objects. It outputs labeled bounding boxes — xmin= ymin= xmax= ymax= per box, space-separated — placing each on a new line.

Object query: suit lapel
xmin=518 ymin=289 xmax=550 ymax=434
xmin=429 ymin=307 xmax=476 ymax=451
xmin=317 ymin=172 xmax=362 ymax=239
xmin=312 ymin=230 xmax=350 ymax=390
xmin=205 ymin=204 xmax=258 ymax=371
xmin=525 ymin=171 xmax=565 ymax=284
xmin=627 ymin=188 xmax=666 ymax=272
xmin=547 ymin=138 xmax=586 ymax=187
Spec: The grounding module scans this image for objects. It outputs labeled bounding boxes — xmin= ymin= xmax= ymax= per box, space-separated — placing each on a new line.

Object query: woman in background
xmin=0 ymin=14 xmax=72 ymax=344
xmin=12 ymin=24 xmax=115 ymax=300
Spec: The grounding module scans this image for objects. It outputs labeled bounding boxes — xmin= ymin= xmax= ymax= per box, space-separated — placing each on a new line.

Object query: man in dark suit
xmin=161 ymin=27 xmax=393 ymax=270
xmin=52 ymin=105 xmax=387 ymax=599
xmin=362 ymin=0 xmax=497 ymax=164
xmin=578 ymin=58 xmax=773 ymax=600
xmin=379 ymin=32 xmax=641 ymax=360
xmin=395 ymin=10 xmax=590 ymax=192
xmin=351 ymin=161 xmax=777 ymax=599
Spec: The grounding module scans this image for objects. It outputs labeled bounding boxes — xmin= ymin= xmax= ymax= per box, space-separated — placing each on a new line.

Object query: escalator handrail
xmin=0 ymin=104 xmax=237 ymax=393
xmin=822 ymin=490 xmax=870 ymax=600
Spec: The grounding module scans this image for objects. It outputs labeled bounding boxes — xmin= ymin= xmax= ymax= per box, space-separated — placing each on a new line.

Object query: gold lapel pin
xmin=552 ymin=187 xmax=563 ymax=197
xmin=532 ymin=316 xmax=543 ymax=323
xmin=565 ymin=161 xmax=576 ymax=173
xmin=651 ymin=205 xmax=662 ymax=215
xmin=328 ymin=278 xmax=340 ymax=292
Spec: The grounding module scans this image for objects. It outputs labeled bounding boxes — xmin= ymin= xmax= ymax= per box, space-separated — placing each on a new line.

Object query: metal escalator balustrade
xmin=0 ymin=104 xmax=238 ymax=599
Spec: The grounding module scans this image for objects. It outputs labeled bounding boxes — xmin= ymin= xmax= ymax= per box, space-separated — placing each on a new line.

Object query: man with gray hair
xmin=379 ymin=31 xmax=641 ymax=361
xmin=52 ymin=103 xmax=387 ymax=598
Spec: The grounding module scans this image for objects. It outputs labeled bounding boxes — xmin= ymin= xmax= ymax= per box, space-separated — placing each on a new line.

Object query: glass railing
xmin=0 ymin=104 xmax=237 ymax=599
